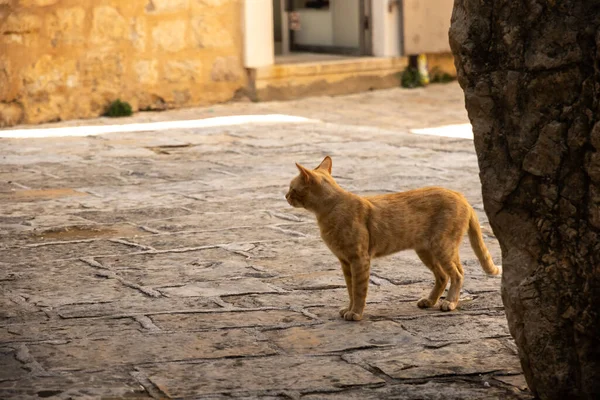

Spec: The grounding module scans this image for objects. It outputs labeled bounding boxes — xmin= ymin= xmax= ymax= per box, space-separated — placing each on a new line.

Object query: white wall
xmin=371 ymin=0 xmax=401 ymax=57
xmin=243 ymin=0 xmax=274 ymax=67
xmin=402 ymin=0 xmax=453 ymax=54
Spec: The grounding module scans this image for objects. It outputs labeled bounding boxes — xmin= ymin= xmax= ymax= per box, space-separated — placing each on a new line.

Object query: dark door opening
xmin=283 ymin=0 xmax=371 ymax=56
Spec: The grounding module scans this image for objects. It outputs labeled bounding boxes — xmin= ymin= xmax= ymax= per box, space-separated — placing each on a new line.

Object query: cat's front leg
xmin=339 ymin=260 xmax=353 ymax=317
xmin=343 ymin=257 xmax=370 ymax=321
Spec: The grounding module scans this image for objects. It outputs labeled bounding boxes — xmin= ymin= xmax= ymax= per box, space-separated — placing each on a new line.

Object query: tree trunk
xmin=450 ymin=1 xmax=600 ymax=399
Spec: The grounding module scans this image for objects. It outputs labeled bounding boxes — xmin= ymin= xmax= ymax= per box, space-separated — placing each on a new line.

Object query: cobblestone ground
xmin=0 ymin=83 xmax=532 ymax=399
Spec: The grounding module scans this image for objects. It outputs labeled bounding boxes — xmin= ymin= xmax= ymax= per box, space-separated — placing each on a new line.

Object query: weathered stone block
xmin=1 ymin=11 xmax=41 ymax=45
xmin=134 ymin=60 xmax=159 ymax=85
xmin=194 ymin=0 xmax=228 ymax=6
xmin=80 ymin=51 xmax=123 ymax=89
xmin=164 ymin=60 xmax=202 ymax=82
xmin=1 ymin=11 xmax=42 ymax=33
xmin=191 ymin=16 xmax=233 ymax=48
xmin=44 ymin=7 xmax=86 ymax=46
xmin=152 ymin=19 xmax=187 ymax=52
xmin=131 ymin=17 xmax=147 ymax=51
xmin=0 ymin=102 xmax=24 ymax=127
xmin=20 ymin=94 xmax=60 ymax=124
xmin=22 ymin=55 xmax=78 ymax=95
xmin=146 ymin=0 xmax=189 ymax=13
xmin=90 ymin=6 xmax=128 ymax=44
xmin=211 ymin=56 xmax=242 ymax=82
xmin=18 ymin=0 xmax=58 ymax=6
xmin=0 ymin=61 xmax=15 ymax=101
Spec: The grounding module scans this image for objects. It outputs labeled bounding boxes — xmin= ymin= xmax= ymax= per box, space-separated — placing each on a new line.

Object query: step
xmin=252 ymin=55 xmax=408 ymax=101
xmin=250 ymin=52 xmax=456 ymax=101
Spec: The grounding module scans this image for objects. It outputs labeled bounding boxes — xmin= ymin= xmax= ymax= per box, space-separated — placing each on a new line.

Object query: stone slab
xmin=139 ymin=355 xmax=384 ymax=397
xmin=266 ymin=320 xmax=419 ymax=354
xmin=0 ymin=316 xmax=140 ymax=344
xmin=2 ymin=260 xmax=150 ymax=309
xmin=0 ymin=347 xmax=29 ymax=381
xmin=28 ymin=330 xmax=275 ymax=371
xmin=301 ymin=381 xmax=528 ymax=400
xmin=75 ymin=206 xmax=193 ymax=224
xmin=224 ymin=288 xmax=350 ymax=309
xmin=129 ymin=227 xmax=296 ymax=250
xmin=142 ymin=210 xmax=310 ymax=233
xmin=2 ymin=240 xmax=136 ymax=263
xmin=266 ymin=270 xmax=347 ymax=291
xmin=0 ymin=369 xmax=150 ymax=400
xmin=151 ymin=310 xmax=314 ymax=331
xmin=56 ymin=296 xmax=217 ymax=319
xmin=344 ymin=339 xmax=522 ymax=379
xmin=398 ymin=314 xmax=511 ymax=342
xmin=97 ymin=249 xmax=265 ymax=287
xmin=158 ymin=278 xmax=282 ymax=298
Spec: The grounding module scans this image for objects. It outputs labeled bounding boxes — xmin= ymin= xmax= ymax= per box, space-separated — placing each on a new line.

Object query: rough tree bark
xmin=450 ymin=1 xmax=600 ymax=399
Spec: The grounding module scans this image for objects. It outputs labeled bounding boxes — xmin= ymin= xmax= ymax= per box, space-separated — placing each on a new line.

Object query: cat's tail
xmin=467 ymin=209 xmax=501 ymax=275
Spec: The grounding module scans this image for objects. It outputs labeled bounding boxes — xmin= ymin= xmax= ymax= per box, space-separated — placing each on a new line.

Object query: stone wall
xmin=0 ymin=0 xmax=246 ymax=127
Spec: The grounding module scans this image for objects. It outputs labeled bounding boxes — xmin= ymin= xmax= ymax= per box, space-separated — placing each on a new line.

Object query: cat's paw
xmin=343 ymin=311 xmax=363 ymax=321
xmin=417 ymin=298 xmax=435 ymax=308
xmin=339 ymin=307 xmax=352 ymax=318
xmin=440 ymin=300 xmax=457 ymax=311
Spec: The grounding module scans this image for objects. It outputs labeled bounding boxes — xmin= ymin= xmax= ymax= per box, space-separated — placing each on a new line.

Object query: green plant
xmin=104 ymin=99 xmax=133 ymax=117
xmin=430 ymin=67 xmax=456 ymax=84
xmin=400 ymin=67 xmax=424 ymax=89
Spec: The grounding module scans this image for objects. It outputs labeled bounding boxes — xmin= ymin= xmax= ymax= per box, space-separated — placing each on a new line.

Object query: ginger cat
xmin=285 ymin=156 xmax=500 ymax=321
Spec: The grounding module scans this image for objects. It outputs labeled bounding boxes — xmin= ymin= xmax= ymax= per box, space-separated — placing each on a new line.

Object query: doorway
xmin=273 ymin=0 xmax=371 ymax=57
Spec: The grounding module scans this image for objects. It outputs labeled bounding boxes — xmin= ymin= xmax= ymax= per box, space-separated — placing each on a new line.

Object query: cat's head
xmin=286 ymin=156 xmax=335 ymax=210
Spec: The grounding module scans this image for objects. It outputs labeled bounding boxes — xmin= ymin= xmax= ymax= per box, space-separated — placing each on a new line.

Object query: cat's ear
xmin=296 ymin=163 xmax=312 ymax=183
xmin=316 ymin=156 xmax=332 ymax=174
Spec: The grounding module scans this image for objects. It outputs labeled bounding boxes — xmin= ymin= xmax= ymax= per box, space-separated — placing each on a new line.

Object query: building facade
xmin=0 ymin=0 xmax=454 ymax=127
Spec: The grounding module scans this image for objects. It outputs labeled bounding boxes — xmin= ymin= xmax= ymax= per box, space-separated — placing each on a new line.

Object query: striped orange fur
xmin=286 ymin=156 xmax=500 ymax=321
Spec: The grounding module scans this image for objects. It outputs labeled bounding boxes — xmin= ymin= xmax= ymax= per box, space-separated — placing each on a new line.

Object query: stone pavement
xmin=0 ymin=82 xmax=532 ymax=399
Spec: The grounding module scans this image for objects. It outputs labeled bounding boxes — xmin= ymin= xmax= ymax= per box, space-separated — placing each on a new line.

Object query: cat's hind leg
xmin=439 ymin=253 xmax=464 ymax=311
xmin=339 ymin=260 xmax=354 ymax=318
xmin=416 ymin=250 xmax=448 ymax=308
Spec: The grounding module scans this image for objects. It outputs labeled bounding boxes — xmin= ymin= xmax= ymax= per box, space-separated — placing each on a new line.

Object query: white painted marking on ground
xmin=0 ymin=114 xmax=318 ymax=139
xmin=410 ymin=123 xmax=474 ymax=139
